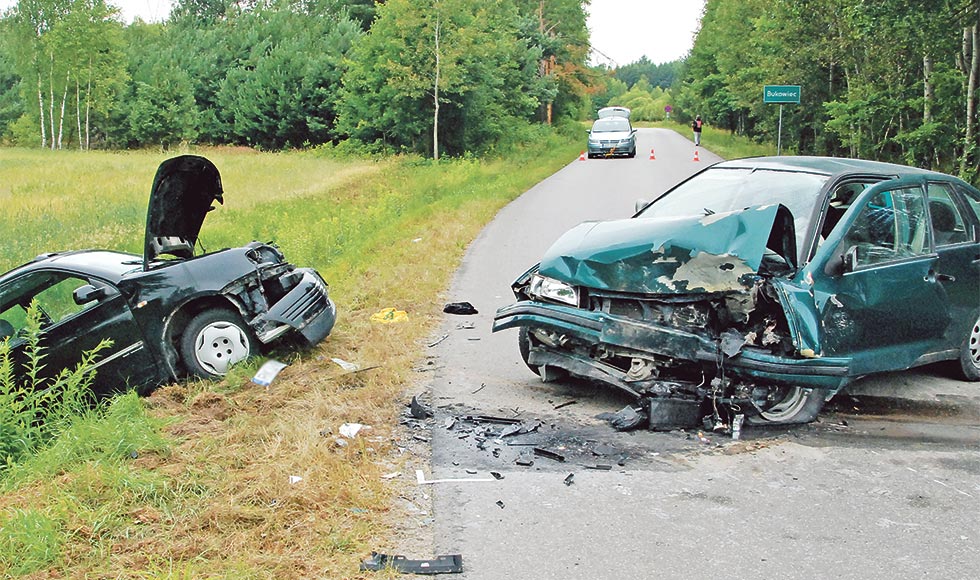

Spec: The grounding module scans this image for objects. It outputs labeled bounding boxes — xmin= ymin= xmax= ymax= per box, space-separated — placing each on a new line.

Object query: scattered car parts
xmin=360 ymin=552 xmax=463 ymax=575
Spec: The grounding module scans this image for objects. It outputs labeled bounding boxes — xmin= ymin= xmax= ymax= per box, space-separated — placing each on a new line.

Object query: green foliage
xmin=0 ymin=302 xmax=106 ymax=470
xmin=678 ymin=0 xmax=977 ymax=179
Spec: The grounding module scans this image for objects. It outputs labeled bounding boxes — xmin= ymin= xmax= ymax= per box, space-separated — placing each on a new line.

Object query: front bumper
xmin=260 ymin=268 xmax=337 ymax=345
xmin=587 ymin=143 xmax=635 ymax=157
xmin=493 ymin=300 xmax=850 ymax=392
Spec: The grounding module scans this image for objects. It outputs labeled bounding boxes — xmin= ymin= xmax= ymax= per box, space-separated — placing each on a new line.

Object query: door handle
xmin=925 ymin=270 xmax=956 ymax=283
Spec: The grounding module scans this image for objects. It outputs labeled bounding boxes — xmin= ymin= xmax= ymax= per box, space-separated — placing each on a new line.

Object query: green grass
xmin=0 ymin=134 xmax=581 ymax=578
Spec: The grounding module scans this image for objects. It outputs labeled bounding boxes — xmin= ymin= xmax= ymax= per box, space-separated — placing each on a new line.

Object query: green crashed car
xmin=493 ymin=157 xmax=980 ymax=428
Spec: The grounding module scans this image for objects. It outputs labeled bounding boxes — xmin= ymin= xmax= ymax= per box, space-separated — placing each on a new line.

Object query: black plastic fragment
xmin=444 ymin=302 xmax=479 ymax=315
xmin=360 ymin=552 xmax=463 ymax=575
xmin=563 ymin=473 xmax=575 ymax=486
xmin=532 ymin=447 xmax=566 ymax=462
xmin=409 ymin=395 xmax=432 ymax=419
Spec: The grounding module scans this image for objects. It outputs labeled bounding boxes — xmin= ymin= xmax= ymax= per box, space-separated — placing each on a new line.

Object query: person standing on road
xmin=692 ymin=115 xmax=703 ymax=146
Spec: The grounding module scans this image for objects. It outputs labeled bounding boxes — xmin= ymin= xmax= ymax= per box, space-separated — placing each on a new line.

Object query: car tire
xmin=518 ymin=326 xmax=540 ymax=376
xmin=745 ymin=386 xmax=825 ymax=425
xmin=957 ymin=313 xmax=980 ymax=381
xmin=180 ymin=308 xmax=258 ymax=379
xmin=518 ymin=326 xmax=567 ymax=382
xmin=627 ymin=149 xmax=636 ymax=158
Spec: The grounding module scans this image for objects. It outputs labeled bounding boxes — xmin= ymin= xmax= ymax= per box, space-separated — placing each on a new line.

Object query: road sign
xmin=664 ymin=105 xmax=672 ymax=113
xmin=764 ymin=85 xmax=801 ymax=104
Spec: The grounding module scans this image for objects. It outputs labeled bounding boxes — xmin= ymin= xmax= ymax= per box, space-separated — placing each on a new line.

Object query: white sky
xmin=1 ymin=0 xmax=706 ymax=67
xmin=587 ymin=0 xmax=706 ymax=66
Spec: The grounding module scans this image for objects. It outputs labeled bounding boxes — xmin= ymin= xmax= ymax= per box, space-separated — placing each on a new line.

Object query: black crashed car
xmin=494 ymin=156 xmax=980 ymax=429
xmin=0 ymin=155 xmax=336 ymax=395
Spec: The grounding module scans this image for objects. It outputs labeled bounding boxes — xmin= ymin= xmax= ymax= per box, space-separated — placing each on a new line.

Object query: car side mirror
xmin=841 ymin=245 xmax=860 ymax=273
xmin=634 ymin=198 xmax=650 ymax=214
xmin=73 ymin=284 xmax=106 ymax=305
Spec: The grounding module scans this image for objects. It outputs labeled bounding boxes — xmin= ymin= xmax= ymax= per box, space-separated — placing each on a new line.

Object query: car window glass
xmin=927 ymin=183 xmax=969 ymax=246
xmin=592 ymin=118 xmax=630 ymax=132
xmin=819 ymin=181 xmax=877 ymax=241
xmin=956 ymin=185 xmax=980 ymax=231
xmin=0 ymin=272 xmax=103 ymax=337
xmin=842 ymin=186 xmax=928 ymax=267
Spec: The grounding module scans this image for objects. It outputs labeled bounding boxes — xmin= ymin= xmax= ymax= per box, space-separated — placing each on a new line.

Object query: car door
xmin=0 ymin=269 xmax=160 ymax=395
xmin=812 ymin=177 xmax=951 ymax=375
xmin=926 ymin=181 xmax=980 ymax=347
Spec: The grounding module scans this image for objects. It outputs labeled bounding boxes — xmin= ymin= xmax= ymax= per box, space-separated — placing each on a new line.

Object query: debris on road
xmin=563 ymin=473 xmax=575 ymax=486
xmin=415 ymin=470 xmax=496 ymax=484
xmin=443 ymin=302 xmax=479 ymax=315
xmin=585 ymin=464 xmax=613 ymax=471
xmin=410 ymin=395 xmax=433 ymax=419
xmin=553 ymin=400 xmax=577 ymax=410
xmin=496 ymin=500 xmax=505 ymax=509
xmin=360 ymin=552 xmax=463 ymax=575
xmin=600 ymin=405 xmax=648 ymax=431
xmin=490 ymin=472 xmax=504 ymax=480
xmin=428 ymin=333 xmax=450 ymax=347
xmin=532 ymin=447 xmax=566 ymax=462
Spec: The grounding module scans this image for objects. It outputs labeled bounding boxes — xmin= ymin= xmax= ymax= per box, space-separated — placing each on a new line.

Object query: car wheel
xmin=745 ymin=386 xmax=825 ymax=425
xmin=518 ymin=326 xmax=567 ymax=382
xmin=958 ymin=313 xmax=980 ymax=381
xmin=180 ymin=308 xmax=258 ymax=379
xmin=627 ymin=149 xmax=636 ymax=158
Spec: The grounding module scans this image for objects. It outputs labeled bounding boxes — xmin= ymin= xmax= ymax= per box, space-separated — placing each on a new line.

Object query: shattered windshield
xmin=639 ymin=167 xmax=829 ymax=251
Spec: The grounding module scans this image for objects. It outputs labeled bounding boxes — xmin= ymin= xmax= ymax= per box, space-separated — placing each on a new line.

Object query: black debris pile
xmin=443 ymin=302 xmax=479 ymax=315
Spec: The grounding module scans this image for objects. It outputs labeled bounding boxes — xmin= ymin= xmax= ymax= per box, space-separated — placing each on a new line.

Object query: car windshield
xmin=638 ymin=167 xmax=830 ymax=252
xmin=592 ymin=118 xmax=631 ymax=133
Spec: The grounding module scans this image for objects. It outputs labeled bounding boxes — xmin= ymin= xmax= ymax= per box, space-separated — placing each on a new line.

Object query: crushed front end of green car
xmin=493 ymin=157 xmax=980 ymax=430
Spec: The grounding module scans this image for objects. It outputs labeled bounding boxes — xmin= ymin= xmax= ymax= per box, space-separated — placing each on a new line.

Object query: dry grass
xmin=0 ymin=140 xmax=578 ymax=578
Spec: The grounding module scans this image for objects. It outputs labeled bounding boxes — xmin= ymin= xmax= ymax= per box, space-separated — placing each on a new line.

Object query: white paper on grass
xmin=252 ymin=360 xmax=289 ymax=386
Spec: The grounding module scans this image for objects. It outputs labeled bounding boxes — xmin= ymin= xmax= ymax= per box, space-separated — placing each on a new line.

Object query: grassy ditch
xmin=0 ymin=136 xmax=580 ymax=577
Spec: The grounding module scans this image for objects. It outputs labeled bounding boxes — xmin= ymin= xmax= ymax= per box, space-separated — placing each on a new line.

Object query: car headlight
xmin=528 ymin=274 xmax=579 ymax=306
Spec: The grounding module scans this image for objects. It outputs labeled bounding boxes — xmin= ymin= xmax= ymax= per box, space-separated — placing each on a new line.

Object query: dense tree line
xmin=674 ymin=0 xmax=980 ymax=179
xmin=1 ymin=0 xmax=977 ymax=178
xmin=0 ymin=0 xmax=591 ymax=155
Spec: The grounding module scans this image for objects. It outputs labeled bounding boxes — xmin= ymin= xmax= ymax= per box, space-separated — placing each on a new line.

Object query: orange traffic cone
xmin=578 ymin=151 xmax=586 ymax=161
xmin=649 ymin=148 xmax=656 ymax=160
xmin=693 ymin=149 xmax=700 ymax=162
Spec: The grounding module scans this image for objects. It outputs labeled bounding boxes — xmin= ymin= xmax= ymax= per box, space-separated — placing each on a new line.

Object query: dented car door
xmin=812 ymin=177 xmax=952 ymax=375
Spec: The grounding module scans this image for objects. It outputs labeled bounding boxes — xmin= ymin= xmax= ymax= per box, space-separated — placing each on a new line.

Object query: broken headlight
xmin=528 ymin=274 xmax=579 ymax=307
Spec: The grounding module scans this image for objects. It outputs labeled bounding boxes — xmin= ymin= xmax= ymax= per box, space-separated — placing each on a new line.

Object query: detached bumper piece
xmin=360 ymin=552 xmax=463 ymax=575
xmin=260 ymin=268 xmax=336 ymax=345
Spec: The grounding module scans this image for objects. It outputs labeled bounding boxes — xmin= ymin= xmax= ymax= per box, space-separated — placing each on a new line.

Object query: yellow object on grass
xmin=370 ymin=307 xmax=408 ymax=323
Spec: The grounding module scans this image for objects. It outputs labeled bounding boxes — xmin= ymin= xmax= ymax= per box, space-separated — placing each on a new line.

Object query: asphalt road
xmin=410 ymin=129 xmax=980 ymax=579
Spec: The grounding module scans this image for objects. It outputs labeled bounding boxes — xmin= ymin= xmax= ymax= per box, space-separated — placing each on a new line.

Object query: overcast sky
xmin=0 ymin=0 xmax=706 ymax=67
xmin=587 ymin=0 xmax=705 ymax=66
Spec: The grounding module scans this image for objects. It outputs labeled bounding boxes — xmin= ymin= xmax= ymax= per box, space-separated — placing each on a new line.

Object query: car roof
xmin=1 ymin=250 xmax=142 ymax=284
xmin=714 ymin=156 xmax=943 ymax=179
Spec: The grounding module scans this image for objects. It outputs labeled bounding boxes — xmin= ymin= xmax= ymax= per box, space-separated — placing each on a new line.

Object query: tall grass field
xmin=0 ymin=135 xmax=580 ymax=577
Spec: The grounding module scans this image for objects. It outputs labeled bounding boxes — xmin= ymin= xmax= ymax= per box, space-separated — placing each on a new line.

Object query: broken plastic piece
xmin=605 ymin=405 xmax=647 ymax=431
xmin=443 ymin=302 xmax=479 ymax=315
xmin=288 ymin=475 xmax=303 ymax=484
xmin=409 ymin=395 xmax=432 ymax=419
xmin=585 ymin=464 xmax=613 ymax=470
xmin=532 ymin=447 xmax=566 ymax=462
xmin=496 ymin=500 xmax=505 ymax=509
xmin=251 ymin=360 xmax=288 ymax=386
xmin=331 ymin=357 xmax=359 ymax=372
xmin=360 ymin=552 xmax=463 ymax=575
xmin=490 ymin=472 xmax=504 ymax=480
xmin=563 ymin=473 xmax=575 ymax=486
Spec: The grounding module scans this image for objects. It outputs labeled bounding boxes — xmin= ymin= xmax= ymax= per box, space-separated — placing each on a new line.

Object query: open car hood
xmin=143 ymin=155 xmax=224 ymax=268
xmin=537 ymin=204 xmax=794 ymax=295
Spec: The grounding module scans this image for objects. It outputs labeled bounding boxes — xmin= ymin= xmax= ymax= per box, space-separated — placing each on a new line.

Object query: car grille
xmin=279 ymin=275 xmax=330 ymax=325
xmin=587 ymin=294 xmax=711 ymax=332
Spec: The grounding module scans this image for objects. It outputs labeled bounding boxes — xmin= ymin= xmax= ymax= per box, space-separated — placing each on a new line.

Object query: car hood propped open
xmin=143 ymin=155 xmax=224 ymax=268
xmin=537 ymin=205 xmax=790 ymax=295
